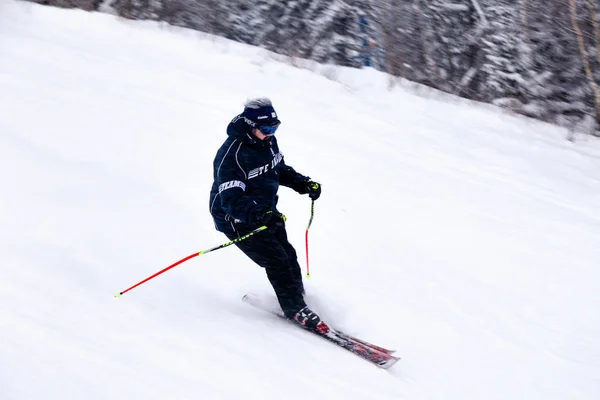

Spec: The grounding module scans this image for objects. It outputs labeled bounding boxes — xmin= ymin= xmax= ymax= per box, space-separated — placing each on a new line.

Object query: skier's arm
xmin=279 ymin=157 xmax=322 ymax=200
xmin=278 ymin=157 xmax=310 ymax=192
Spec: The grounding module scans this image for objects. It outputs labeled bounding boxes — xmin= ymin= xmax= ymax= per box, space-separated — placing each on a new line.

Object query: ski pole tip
xmin=114 ymin=292 xmax=122 ymax=298
xmin=306 ymin=273 xmax=311 ymax=279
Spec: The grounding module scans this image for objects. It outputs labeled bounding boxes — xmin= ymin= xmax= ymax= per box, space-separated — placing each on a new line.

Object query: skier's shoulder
xmin=216 ymin=139 xmax=245 ymax=170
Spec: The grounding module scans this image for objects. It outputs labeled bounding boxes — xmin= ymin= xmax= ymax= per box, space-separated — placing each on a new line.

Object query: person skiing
xmin=209 ymin=97 xmax=328 ymax=333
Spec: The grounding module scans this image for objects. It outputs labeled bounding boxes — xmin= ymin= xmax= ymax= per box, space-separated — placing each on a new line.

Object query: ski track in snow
xmin=1 ymin=1 xmax=600 ymax=399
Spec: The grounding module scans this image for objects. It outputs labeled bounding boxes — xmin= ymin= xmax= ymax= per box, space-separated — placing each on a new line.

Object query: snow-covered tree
xmin=479 ymin=0 xmax=527 ymax=101
xmin=376 ymin=0 xmax=427 ymax=80
xmin=519 ymin=0 xmax=592 ymax=124
xmin=28 ymin=0 xmax=100 ymax=11
xmin=423 ymin=1 xmax=483 ymax=95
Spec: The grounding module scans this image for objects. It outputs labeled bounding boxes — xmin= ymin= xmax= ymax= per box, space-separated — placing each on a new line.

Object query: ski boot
xmin=293 ymin=306 xmax=330 ymax=334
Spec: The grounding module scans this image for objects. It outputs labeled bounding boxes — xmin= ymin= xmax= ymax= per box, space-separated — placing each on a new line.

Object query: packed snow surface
xmin=1 ymin=1 xmax=599 ymax=399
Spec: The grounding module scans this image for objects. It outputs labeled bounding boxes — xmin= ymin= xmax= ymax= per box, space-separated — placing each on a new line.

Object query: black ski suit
xmin=209 ymin=114 xmax=311 ymax=318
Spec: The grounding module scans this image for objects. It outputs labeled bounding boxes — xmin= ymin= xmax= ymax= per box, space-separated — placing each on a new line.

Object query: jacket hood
xmin=227 ymin=114 xmax=252 ymax=138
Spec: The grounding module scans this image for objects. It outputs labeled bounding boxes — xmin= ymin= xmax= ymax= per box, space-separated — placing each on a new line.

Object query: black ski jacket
xmin=209 ymin=114 xmax=309 ymax=235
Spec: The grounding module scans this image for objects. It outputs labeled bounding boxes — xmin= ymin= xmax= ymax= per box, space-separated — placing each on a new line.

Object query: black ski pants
xmin=226 ymin=223 xmax=306 ymax=319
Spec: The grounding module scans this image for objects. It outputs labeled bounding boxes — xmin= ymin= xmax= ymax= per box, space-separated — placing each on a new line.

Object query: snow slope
xmin=1 ymin=1 xmax=600 ymax=399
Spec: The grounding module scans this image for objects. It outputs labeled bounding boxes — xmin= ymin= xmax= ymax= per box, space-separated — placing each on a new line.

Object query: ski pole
xmin=305 ymin=200 xmax=315 ymax=278
xmin=115 ymin=225 xmax=268 ymax=297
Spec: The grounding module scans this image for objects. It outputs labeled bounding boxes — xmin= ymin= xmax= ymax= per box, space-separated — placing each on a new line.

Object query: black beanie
xmin=242 ymin=97 xmax=280 ymax=127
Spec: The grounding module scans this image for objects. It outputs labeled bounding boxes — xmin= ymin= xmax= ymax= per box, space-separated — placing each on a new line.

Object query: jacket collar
xmin=227 ymin=114 xmax=273 ymax=150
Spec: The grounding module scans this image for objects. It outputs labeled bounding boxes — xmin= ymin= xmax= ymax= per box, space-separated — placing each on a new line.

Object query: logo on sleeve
xmin=219 ymin=180 xmax=246 ymax=193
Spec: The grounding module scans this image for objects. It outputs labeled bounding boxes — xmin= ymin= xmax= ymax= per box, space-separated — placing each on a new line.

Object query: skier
xmin=209 ymin=98 xmax=328 ymax=333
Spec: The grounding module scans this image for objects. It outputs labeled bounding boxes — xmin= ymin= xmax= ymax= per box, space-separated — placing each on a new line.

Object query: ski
xmin=242 ymin=294 xmax=400 ymax=369
xmin=335 ymin=331 xmax=396 ymax=355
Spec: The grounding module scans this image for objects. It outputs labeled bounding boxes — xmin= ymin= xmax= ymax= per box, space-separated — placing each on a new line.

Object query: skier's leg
xmin=272 ymin=224 xmax=305 ymax=296
xmin=226 ymin=230 xmax=306 ymax=319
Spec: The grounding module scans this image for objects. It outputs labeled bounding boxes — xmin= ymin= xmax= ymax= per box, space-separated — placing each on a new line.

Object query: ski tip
xmin=379 ymin=356 xmax=401 ymax=370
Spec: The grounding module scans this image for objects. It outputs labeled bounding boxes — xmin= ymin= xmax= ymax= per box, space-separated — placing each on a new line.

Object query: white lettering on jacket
xmin=248 ymin=152 xmax=283 ymax=179
xmin=219 ymin=180 xmax=246 ymax=193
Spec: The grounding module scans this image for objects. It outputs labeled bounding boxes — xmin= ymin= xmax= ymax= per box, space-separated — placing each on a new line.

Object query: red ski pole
xmin=115 ymin=225 xmax=267 ymax=297
xmin=305 ymin=200 xmax=315 ymax=278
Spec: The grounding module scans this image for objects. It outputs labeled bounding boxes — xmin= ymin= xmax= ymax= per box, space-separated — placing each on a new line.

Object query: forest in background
xmin=28 ymin=0 xmax=600 ymax=137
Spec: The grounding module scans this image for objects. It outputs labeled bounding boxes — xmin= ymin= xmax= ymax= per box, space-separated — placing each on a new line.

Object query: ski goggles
xmin=258 ymin=121 xmax=281 ymax=136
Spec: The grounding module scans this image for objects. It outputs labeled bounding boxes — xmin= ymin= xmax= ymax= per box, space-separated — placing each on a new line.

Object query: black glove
xmin=303 ymin=180 xmax=321 ymax=200
xmin=253 ymin=207 xmax=286 ymax=228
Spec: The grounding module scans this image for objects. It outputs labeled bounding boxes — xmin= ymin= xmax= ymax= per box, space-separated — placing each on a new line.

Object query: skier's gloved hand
xmin=253 ymin=207 xmax=286 ymax=228
xmin=303 ymin=180 xmax=321 ymax=200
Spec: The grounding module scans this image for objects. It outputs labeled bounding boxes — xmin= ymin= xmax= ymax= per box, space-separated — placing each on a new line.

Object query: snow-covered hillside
xmin=1 ymin=1 xmax=599 ymax=399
